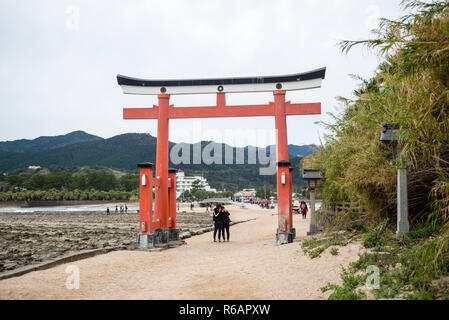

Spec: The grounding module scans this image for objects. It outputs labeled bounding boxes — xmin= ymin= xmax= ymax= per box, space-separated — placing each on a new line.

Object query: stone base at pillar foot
xmin=168 ymin=228 xmax=180 ymax=241
xmin=291 ymin=228 xmax=296 ymax=240
xmin=136 ymin=229 xmax=180 ymax=249
xmin=136 ymin=233 xmax=155 ymax=249
xmin=276 ymin=229 xmax=294 ymax=246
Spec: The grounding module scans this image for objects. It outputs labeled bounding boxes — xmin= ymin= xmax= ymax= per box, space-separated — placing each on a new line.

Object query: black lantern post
xmin=303 ymin=169 xmax=322 ymax=235
xmin=380 ymin=123 xmax=410 ymax=236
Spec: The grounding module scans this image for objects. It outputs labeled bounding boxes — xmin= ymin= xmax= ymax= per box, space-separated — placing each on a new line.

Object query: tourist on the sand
xmin=213 ymin=205 xmax=224 ymax=242
xmin=221 ymin=206 xmax=231 ymax=242
xmin=301 ymin=202 xmax=308 ymax=219
xmin=125 ymin=205 xmax=128 ymax=213
xmin=190 ymin=203 xmax=194 ymax=211
xmin=106 ymin=207 xmax=110 ymax=215
xmin=115 ymin=205 xmax=118 ymax=213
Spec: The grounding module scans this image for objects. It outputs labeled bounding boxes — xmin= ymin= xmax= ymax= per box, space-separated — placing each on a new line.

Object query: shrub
xmin=362 ymin=219 xmax=389 ymax=249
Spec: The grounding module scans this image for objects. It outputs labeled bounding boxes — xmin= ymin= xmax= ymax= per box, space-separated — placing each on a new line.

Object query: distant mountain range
xmin=0 ymin=131 xmax=318 ymax=191
xmin=0 ymin=131 xmax=103 ymax=153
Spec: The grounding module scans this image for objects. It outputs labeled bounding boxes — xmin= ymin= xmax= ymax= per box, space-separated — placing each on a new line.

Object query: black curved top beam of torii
xmin=117 ymin=67 xmax=326 ymax=95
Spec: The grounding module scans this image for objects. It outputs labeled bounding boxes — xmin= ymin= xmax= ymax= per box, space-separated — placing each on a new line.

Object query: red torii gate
xmin=117 ymin=68 xmax=326 ymax=246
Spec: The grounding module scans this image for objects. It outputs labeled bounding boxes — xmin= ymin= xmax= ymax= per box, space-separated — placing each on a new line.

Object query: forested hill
xmin=0 ymin=131 xmax=103 ymax=153
xmin=269 ymin=144 xmax=317 ymax=158
xmin=0 ymin=133 xmax=156 ymax=172
xmin=0 ymin=132 xmax=317 ymax=190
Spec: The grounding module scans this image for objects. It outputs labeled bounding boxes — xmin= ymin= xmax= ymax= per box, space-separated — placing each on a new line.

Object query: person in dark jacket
xmin=221 ymin=206 xmax=231 ymax=242
xmin=213 ymin=205 xmax=224 ymax=242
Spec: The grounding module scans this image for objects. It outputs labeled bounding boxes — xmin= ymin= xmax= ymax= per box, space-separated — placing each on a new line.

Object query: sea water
xmin=0 ymin=205 xmax=139 ymax=213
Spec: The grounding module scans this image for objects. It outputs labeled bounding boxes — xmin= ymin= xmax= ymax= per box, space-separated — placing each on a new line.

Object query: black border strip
xmin=117 ymin=67 xmax=326 ymax=87
xmin=0 ymin=300 xmax=442 ymax=319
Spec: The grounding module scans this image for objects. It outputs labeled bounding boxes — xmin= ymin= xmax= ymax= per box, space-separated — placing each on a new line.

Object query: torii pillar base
xmin=276 ymin=161 xmax=294 ymax=246
xmin=137 ymin=229 xmax=180 ymax=249
xmin=291 ymin=228 xmax=296 ymax=239
xmin=136 ymin=163 xmax=180 ymax=249
xmin=276 ymin=229 xmax=295 ymax=246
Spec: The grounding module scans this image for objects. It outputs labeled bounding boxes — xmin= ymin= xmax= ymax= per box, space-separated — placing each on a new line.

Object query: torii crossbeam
xmin=117 ymin=67 xmax=326 ymax=247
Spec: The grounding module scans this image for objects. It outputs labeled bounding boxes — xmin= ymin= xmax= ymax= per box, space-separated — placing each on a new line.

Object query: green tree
xmin=120 ymin=174 xmax=139 ymax=191
xmin=256 ymin=188 xmax=273 ymax=200
xmin=45 ymin=172 xmax=73 ymax=190
xmin=6 ymin=175 xmax=26 ymax=188
xmin=27 ymin=174 xmax=46 ymax=190
xmin=191 ymin=179 xmax=204 ymax=193
xmin=86 ymin=171 xmax=118 ymax=191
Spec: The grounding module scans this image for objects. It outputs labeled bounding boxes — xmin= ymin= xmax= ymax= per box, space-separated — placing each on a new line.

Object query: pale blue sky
xmin=0 ymin=0 xmax=404 ymax=147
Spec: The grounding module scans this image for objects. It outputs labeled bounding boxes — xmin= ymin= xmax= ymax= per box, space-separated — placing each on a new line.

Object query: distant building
xmin=28 ymin=166 xmax=41 ymax=170
xmin=176 ymin=171 xmax=217 ymax=198
xmin=234 ymin=189 xmax=257 ymax=202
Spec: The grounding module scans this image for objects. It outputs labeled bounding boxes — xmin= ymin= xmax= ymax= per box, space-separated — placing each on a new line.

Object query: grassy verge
xmin=302 ymin=237 xmax=350 ymax=259
xmin=303 ymin=220 xmax=449 ymax=300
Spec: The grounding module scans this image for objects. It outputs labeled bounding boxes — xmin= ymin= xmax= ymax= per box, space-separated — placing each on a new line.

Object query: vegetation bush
xmin=310 ymin=0 xmax=449 ymax=225
xmin=305 ymin=0 xmax=449 ymax=299
xmin=0 ymin=189 xmax=137 ymax=201
xmin=0 ymin=170 xmax=140 ymax=201
xmin=362 ymin=219 xmax=389 ymax=249
xmin=321 ymin=227 xmax=449 ymax=300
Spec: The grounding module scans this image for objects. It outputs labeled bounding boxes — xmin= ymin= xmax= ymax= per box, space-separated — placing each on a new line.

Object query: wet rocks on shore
xmin=0 ymin=210 xmax=214 ymax=274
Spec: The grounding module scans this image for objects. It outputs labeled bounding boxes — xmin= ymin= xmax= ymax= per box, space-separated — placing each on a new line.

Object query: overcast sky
xmin=0 ymin=0 xmax=404 ymax=147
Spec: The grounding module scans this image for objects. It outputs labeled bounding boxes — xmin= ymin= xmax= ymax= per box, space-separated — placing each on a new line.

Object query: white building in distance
xmin=176 ymin=171 xmax=217 ymax=198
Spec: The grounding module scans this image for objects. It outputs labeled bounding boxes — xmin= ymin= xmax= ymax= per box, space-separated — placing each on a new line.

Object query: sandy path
xmin=0 ymin=205 xmax=362 ymax=300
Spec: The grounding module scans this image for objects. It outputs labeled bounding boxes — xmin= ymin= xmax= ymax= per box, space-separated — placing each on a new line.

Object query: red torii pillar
xmin=289 ymin=167 xmax=295 ymax=239
xmin=155 ymin=94 xmax=170 ymax=230
xmin=168 ymin=168 xmax=177 ymax=229
xmin=125 ymin=91 xmax=321 ymax=246
xmin=137 ymin=162 xmax=154 ymax=234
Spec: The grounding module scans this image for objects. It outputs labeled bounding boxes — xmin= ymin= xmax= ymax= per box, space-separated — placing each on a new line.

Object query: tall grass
xmin=312 ymin=0 xmax=449 ymax=228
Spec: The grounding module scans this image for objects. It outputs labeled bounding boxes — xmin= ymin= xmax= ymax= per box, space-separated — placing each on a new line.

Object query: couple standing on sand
xmin=213 ymin=205 xmax=231 ymax=242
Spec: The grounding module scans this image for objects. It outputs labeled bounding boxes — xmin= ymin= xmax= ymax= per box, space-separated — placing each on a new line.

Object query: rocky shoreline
xmin=0 ymin=210 xmax=214 ymax=274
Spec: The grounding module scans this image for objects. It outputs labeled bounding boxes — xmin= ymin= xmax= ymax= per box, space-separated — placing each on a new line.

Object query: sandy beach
xmin=0 ymin=204 xmax=363 ymax=300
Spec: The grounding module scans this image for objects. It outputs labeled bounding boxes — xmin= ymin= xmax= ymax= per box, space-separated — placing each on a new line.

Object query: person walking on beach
xmin=115 ymin=205 xmax=118 ymax=213
xmin=301 ymin=202 xmax=308 ymax=219
xmin=125 ymin=205 xmax=128 ymax=213
xmin=106 ymin=207 xmax=110 ymax=215
xmin=213 ymin=205 xmax=224 ymax=242
xmin=221 ymin=206 xmax=231 ymax=242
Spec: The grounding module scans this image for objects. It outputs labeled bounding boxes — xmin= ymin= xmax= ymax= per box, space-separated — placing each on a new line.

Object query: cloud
xmin=0 ymin=0 xmax=403 ymax=146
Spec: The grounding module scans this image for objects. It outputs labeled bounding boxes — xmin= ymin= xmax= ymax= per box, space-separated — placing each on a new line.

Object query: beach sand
xmin=0 ymin=205 xmax=363 ymax=300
